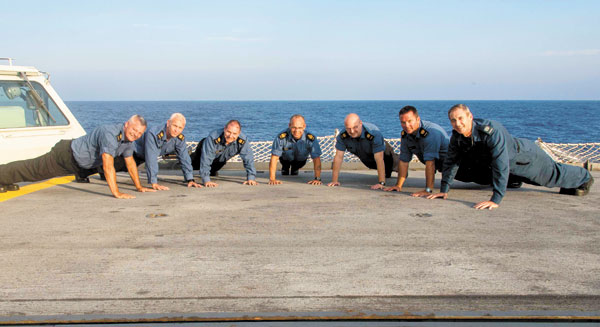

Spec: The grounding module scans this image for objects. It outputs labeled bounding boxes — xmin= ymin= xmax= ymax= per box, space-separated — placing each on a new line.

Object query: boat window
xmin=0 ymin=81 xmax=69 ymax=129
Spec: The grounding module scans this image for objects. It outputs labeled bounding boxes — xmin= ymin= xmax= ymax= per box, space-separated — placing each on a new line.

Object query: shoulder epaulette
xmin=401 ymin=130 xmax=407 ymax=138
xmin=340 ymin=131 xmax=349 ymax=139
xmin=177 ymin=133 xmax=185 ymax=141
xmin=306 ymin=133 xmax=315 ymax=141
xmin=419 ymin=128 xmax=429 ymax=137
xmin=279 ymin=132 xmax=288 ymax=139
xmin=214 ymin=137 xmax=221 ymax=144
xmin=237 ymin=138 xmax=245 ymax=145
xmin=365 ymin=132 xmax=374 ymax=141
xmin=117 ymin=132 xmax=123 ymax=142
xmin=477 ymin=124 xmax=494 ymax=135
xmin=157 ymin=131 xmax=164 ymax=139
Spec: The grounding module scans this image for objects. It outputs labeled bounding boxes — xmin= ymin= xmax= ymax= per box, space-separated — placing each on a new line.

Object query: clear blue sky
xmin=3 ymin=0 xmax=599 ymax=100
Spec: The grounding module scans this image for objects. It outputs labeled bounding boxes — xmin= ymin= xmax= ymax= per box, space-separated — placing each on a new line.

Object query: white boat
xmin=0 ymin=58 xmax=86 ymax=164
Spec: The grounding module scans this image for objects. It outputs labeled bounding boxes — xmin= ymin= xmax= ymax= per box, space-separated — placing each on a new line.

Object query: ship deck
xmin=1 ymin=168 xmax=599 ymax=323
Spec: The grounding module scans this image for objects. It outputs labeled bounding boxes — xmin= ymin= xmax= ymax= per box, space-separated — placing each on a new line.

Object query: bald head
xmin=344 ymin=113 xmax=363 ymax=138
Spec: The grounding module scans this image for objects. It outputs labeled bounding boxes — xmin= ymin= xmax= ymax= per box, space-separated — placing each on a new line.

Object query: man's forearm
xmin=425 ymin=160 xmax=435 ymax=189
xmin=269 ymin=155 xmax=279 ymax=180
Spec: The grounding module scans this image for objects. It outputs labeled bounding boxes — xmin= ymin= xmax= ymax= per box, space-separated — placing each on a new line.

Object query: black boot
xmin=5 ymin=184 xmax=19 ymax=191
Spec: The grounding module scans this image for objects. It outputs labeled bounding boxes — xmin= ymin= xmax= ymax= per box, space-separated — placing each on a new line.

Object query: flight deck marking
xmin=0 ymin=176 xmax=75 ymax=202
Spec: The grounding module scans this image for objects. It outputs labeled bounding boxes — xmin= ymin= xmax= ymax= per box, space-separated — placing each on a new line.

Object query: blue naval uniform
xmin=199 ymin=129 xmax=256 ymax=183
xmin=0 ymin=123 xmax=133 ymax=185
xmin=271 ymin=128 xmax=322 ymax=161
xmin=335 ymin=122 xmax=385 ymax=160
xmin=399 ymin=120 xmax=449 ymax=170
xmin=440 ymin=118 xmax=591 ymax=204
xmin=71 ymin=123 xmax=134 ymax=169
xmin=134 ymin=124 xmax=194 ymax=184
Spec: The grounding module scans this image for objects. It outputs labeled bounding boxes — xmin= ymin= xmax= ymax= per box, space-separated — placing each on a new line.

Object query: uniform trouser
xmin=280 ymin=158 xmax=307 ymax=172
xmin=190 ymin=138 xmax=227 ymax=175
xmin=358 ymin=142 xmax=399 ymax=178
xmin=190 ymin=138 xmax=205 ymax=171
xmin=454 ymin=139 xmax=590 ymax=188
xmin=0 ymin=139 xmax=92 ymax=185
xmin=508 ymin=139 xmax=590 ymax=188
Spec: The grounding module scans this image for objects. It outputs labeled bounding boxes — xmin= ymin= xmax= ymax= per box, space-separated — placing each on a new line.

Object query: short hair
xmin=129 ymin=114 xmax=147 ymax=127
xmin=399 ymin=106 xmax=419 ymax=117
xmin=289 ymin=114 xmax=305 ymax=123
xmin=169 ymin=112 xmax=186 ymax=124
xmin=225 ymin=119 xmax=241 ymax=129
xmin=448 ymin=104 xmax=470 ymax=115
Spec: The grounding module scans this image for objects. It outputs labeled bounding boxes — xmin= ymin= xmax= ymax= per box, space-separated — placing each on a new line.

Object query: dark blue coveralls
xmin=440 ymin=118 xmax=591 ymax=204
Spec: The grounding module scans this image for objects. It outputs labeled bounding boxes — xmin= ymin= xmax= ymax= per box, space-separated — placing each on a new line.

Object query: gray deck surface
xmin=1 ymin=168 xmax=599 ymax=319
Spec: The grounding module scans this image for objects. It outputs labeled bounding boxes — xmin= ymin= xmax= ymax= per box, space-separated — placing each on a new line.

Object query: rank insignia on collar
xmin=215 ymin=137 xmax=221 ymax=144
xmin=365 ymin=132 xmax=374 ymax=141
xmin=419 ymin=128 xmax=429 ymax=137
xmin=279 ymin=132 xmax=288 ymax=139
xmin=340 ymin=131 xmax=348 ymax=139
xmin=401 ymin=130 xmax=407 ymax=137
xmin=177 ymin=134 xmax=185 ymax=141
xmin=157 ymin=131 xmax=164 ymax=139
xmin=306 ymin=133 xmax=315 ymax=141
xmin=237 ymin=138 xmax=245 ymax=145
xmin=117 ymin=132 xmax=123 ymax=142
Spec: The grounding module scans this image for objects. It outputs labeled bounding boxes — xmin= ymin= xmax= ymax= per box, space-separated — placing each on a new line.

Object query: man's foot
xmin=75 ymin=176 xmax=90 ymax=183
xmin=560 ymin=175 xmax=594 ymax=196
xmin=0 ymin=185 xmax=6 ymax=193
xmin=291 ymin=169 xmax=299 ymax=176
xmin=281 ymin=169 xmax=290 ymax=176
xmin=210 ymin=171 xmax=219 ymax=177
xmin=507 ymin=181 xmax=523 ymax=189
xmin=98 ymin=173 xmax=106 ymax=181
xmin=5 ymin=184 xmax=19 ymax=191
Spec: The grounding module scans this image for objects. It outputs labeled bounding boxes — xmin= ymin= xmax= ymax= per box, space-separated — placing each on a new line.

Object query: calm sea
xmin=66 ymin=101 xmax=600 ymax=143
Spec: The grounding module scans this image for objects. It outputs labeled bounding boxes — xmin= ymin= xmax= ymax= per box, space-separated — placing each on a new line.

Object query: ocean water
xmin=66 ymin=101 xmax=600 ymax=143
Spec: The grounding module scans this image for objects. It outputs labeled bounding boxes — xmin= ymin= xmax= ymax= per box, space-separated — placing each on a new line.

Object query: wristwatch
xmin=425 ymin=187 xmax=433 ymax=193
xmin=314 ymin=177 xmax=321 ymax=181
xmin=379 ymin=181 xmax=386 ymax=186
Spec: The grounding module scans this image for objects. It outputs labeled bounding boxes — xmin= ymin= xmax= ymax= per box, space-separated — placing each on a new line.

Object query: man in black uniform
xmin=428 ymin=104 xmax=593 ymax=210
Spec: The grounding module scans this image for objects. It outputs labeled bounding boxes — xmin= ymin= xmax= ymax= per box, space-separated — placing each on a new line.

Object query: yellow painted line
xmin=0 ymin=176 xmax=75 ymax=202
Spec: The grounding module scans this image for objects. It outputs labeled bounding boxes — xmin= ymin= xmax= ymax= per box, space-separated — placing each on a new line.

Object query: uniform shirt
xmin=71 ymin=123 xmax=134 ymax=169
xmin=440 ymin=118 xmax=519 ymax=204
xmin=271 ymin=128 xmax=322 ymax=161
xmin=335 ymin=122 xmax=385 ymax=161
xmin=134 ymin=124 xmax=194 ymax=184
xmin=399 ymin=120 xmax=449 ymax=167
xmin=200 ymin=128 xmax=256 ymax=183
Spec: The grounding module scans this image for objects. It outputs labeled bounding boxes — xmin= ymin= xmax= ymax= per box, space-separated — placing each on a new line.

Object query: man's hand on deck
xmin=151 ymin=183 xmax=169 ymax=191
xmin=474 ymin=200 xmax=499 ymax=210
